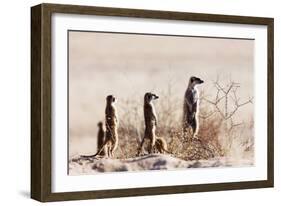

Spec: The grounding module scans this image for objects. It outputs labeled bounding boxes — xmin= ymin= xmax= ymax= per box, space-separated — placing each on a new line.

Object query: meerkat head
xmin=189 ymin=76 xmax=204 ymax=88
xmin=97 ymin=121 xmax=103 ymax=128
xmin=144 ymin=92 xmax=159 ymax=104
xmin=106 ymin=95 xmax=117 ymax=105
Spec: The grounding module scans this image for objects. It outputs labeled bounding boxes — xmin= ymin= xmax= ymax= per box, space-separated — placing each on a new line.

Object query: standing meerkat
xmin=105 ymin=95 xmax=119 ymax=157
xmin=183 ymin=76 xmax=204 ymax=137
xmin=96 ymin=122 xmax=106 ymax=156
xmin=82 ymin=95 xmax=118 ymax=158
xmin=138 ymin=92 xmax=159 ymax=155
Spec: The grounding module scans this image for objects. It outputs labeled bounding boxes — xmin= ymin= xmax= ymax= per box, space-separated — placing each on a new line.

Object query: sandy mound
xmin=69 ymin=154 xmax=252 ymax=175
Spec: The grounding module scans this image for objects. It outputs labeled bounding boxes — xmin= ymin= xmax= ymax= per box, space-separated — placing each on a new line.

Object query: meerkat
xmin=96 ymin=121 xmax=106 ymax=156
xmin=183 ymin=76 xmax=204 ymax=137
xmin=82 ymin=95 xmax=118 ymax=158
xmin=104 ymin=95 xmax=119 ymax=157
xmin=138 ymin=92 xmax=159 ymax=155
xmin=154 ymin=137 xmax=169 ymax=154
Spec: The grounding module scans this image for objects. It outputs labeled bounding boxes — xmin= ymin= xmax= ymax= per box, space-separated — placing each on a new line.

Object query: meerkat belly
xmin=144 ymin=125 xmax=155 ymax=141
xmin=192 ymin=89 xmax=198 ymax=102
xmin=106 ymin=117 xmax=116 ymax=126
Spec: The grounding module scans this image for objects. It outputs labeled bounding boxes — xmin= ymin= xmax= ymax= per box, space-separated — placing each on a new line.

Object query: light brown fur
xmin=138 ymin=92 xmax=159 ymax=155
xmin=154 ymin=137 xmax=169 ymax=154
xmin=103 ymin=95 xmax=119 ymax=157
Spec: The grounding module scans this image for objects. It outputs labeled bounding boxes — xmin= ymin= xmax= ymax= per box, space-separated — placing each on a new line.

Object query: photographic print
xmin=68 ymin=31 xmax=254 ymax=175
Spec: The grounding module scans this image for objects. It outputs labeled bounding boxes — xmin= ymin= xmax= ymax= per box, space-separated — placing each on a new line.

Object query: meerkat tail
xmin=163 ymin=148 xmax=171 ymax=154
xmin=81 ymin=140 xmax=108 ymax=158
xmin=158 ymin=145 xmax=171 ymax=154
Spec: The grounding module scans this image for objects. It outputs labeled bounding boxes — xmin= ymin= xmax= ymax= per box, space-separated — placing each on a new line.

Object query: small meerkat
xmin=183 ymin=76 xmax=204 ymax=137
xmin=154 ymin=137 xmax=169 ymax=154
xmin=138 ymin=92 xmax=159 ymax=155
xmin=82 ymin=95 xmax=118 ymax=158
xmin=96 ymin=122 xmax=106 ymax=156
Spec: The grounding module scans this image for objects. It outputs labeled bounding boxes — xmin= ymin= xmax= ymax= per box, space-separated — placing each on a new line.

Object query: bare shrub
xmin=201 ymin=77 xmax=254 ymax=160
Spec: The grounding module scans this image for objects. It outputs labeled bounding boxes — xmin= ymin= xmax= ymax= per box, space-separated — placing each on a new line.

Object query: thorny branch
xmin=200 ymin=78 xmax=253 ymax=126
